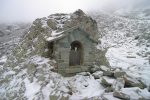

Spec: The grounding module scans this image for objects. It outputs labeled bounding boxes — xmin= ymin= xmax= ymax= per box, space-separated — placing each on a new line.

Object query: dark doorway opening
xmin=69 ymin=41 xmax=83 ymax=66
xmin=48 ymin=42 xmax=54 ymax=58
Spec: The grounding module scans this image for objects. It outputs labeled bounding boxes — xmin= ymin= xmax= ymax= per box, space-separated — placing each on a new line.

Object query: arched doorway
xmin=69 ymin=41 xmax=83 ymax=66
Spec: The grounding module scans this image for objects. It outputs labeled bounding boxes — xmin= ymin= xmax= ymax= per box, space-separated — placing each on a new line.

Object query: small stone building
xmin=47 ymin=26 xmax=99 ymax=75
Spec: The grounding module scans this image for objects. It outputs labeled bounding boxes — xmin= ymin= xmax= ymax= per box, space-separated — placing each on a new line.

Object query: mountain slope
xmin=0 ymin=10 xmax=150 ymax=100
xmin=90 ymin=11 xmax=150 ymax=86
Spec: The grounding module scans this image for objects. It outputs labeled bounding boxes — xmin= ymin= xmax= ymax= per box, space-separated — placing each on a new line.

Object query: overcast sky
xmin=0 ymin=0 xmax=150 ymax=23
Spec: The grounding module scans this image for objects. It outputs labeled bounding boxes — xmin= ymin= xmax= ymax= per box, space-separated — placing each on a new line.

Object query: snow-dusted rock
xmin=49 ymin=94 xmax=69 ymax=100
xmin=124 ymin=75 xmax=145 ymax=89
xmin=101 ymin=76 xmax=116 ymax=87
xmin=49 ymin=95 xmax=59 ymax=100
xmin=89 ymin=65 xmax=101 ymax=73
xmin=102 ymin=93 xmax=122 ymax=100
xmin=77 ymin=72 xmax=90 ymax=76
xmin=114 ymin=87 xmax=150 ymax=100
xmin=113 ymin=90 xmax=130 ymax=100
xmin=114 ymin=68 xmax=126 ymax=78
xmin=100 ymin=65 xmax=110 ymax=72
xmin=47 ymin=19 xmax=57 ymax=30
xmin=112 ymin=78 xmax=125 ymax=91
xmin=100 ymin=66 xmax=113 ymax=76
xmin=92 ymin=71 xmax=103 ymax=79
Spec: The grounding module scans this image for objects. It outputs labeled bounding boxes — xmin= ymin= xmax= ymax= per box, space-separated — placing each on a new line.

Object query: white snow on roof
xmin=51 ymin=31 xmax=64 ymax=36
xmin=45 ymin=30 xmax=64 ymax=42
xmin=46 ymin=34 xmax=64 ymax=42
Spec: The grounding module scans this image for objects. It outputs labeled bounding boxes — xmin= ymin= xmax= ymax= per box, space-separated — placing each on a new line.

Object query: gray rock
xmin=112 ymin=78 xmax=125 ymax=91
xmin=49 ymin=95 xmax=59 ymax=100
xmin=103 ymin=71 xmax=114 ymax=76
xmin=124 ymin=75 xmax=145 ymax=89
xmin=92 ymin=71 xmax=103 ymax=79
xmin=115 ymin=87 xmax=150 ymax=100
xmin=78 ymin=72 xmax=90 ymax=76
xmin=114 ymin=68 xmax=126 ymax=78
xmin=100 ymin=66 xmax=113 ymax=76
xmin=113 ymin=91 xmax=130 ymax=100
xmin=105 ymin=86 xmax=113 ymax=92
xmin=100 ymin=65 xmax=110 ymax=72
xmin=60 ymin=95 xmax=69 ymax=100
xmin=101 ymin=77 xmax=111 ymax=87
xmin=102 ymin=93 xmax=122 ymax=100
xmin=101 ymin=77 xmax=115 ymax=87
xmin=27 ymin=63 xmax=36 ymax=75
xmin=47 ymin=19 xmax=57 ymax=30
xmin=90 ymin=65 xmax=100 ymax=73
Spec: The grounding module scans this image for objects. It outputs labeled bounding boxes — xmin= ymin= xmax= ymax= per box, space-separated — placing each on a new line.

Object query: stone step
xmin=56 ymin=66 xmax=89 ymax=76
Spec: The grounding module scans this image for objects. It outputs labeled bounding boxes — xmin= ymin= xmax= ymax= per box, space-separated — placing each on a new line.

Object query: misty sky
xmin=0 ymin=0 xmax=150 ymax=23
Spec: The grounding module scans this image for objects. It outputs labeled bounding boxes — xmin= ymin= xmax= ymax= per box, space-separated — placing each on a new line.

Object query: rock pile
xmin=90 ymin=65 xmax=149 ymax=100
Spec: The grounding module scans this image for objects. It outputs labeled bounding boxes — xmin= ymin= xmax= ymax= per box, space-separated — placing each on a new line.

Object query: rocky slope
xmin=0 ymin=9 xmax=150 ymax=100
xmin=0 ymin=23 xmax=30 ymax=58
xmin=90 ymin=11 xmax=150 ymax=86
xmin=0 ymin=10 xmax=109 ymax=100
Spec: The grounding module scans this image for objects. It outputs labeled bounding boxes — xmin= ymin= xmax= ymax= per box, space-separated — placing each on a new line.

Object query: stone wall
xmin=53 ymin=28 xmax=97 ymax=75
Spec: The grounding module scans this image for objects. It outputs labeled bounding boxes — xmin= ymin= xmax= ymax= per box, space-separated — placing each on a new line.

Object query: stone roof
xmin=46 ymin=25 xmax=98 ymax=43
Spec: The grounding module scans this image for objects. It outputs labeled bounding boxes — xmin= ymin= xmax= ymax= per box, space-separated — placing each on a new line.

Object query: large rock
xmin=89 ymin=65 xmax=101 ymax=73
xmin=114 ymin=68 xmax=126 ymax=78
xmin=101 ymin=76 xmax=115 ymax=87
xmin=102 ymin=93 xmax=122 ymax=100
xmin=100 ymin=66 xmax=113 ymax=76
xmin=78 ymin=72 xmax=90 ymax=76
xmin=27 ymin=63 xmax=36 ymax=75
xmin=114 ymin=87 xmax=150 ymax=100
xmin=124 ymin=75 xmax=145 ymax=89
xmin=92 ymin=71 xmax=103 ymax=79
xmin=60 ymin=95 xmax=69 ymax=100
xmin=49 ymin=95 xmax=59 ymax=100
xmin=112 ymin=78 xmax=125 ymax=91
xmin=113 ymin=91 xmax=130 ymax=100
xmin=47 ymin=19 xmax=57 ymax=30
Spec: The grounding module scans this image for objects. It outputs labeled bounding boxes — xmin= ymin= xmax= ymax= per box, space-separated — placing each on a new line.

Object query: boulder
xmin=100 ymin=65 xmax=110 ymax=72
xmin=101 ymin=77 xmax=111 ymax=87
xmin=90 ymin=65 xmax=100 ymax=73
xmin=102 ymin=93 xmax=122 ymax=100
xmin=101 ymin=76 xmax=115 ymax=87
xmin=112 ymin=78 xmax=125 ymax=91
xmin=113 ymin=91 xmax=130 ymax=100
xmin=27 ymin=63 xmax=36 ymax=75
xmin=105 ymin=86 xmax=113 ymax=92
xmin=114 ymin=87 xmax=150 ymax=100
xmin=114 ymin=68 xmax=126 ymax=78
xmin=78 ymin=72 xmax=90 ymax=76
xmin=49 ymin=95 xmax=59 ymax=100
xmin=124 ymin=75 xmax=145 ymax=89
xmin=60 ymin=95 xmax=69 ymax=100
xmin=100 ymin=66 xmax=113 ymax=76
xmin=92 ymin=71 xmax=103 ymax=79
xmin=47 ymin=19 xmax=57 ymax=30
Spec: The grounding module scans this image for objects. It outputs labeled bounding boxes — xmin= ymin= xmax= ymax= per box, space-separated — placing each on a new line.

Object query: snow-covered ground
xmin=91 ymin=11 xmax=150 ymax=87
xmin=0 ymin=10 xmax=150 ymax=99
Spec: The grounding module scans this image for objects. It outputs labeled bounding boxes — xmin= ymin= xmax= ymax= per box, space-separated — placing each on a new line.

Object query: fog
xmin=0 ymin=0 xmax=150 ymax=23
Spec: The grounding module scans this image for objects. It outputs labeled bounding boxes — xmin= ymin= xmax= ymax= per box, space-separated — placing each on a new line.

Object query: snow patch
xmin=24 ymin=78 xmax=41 ymax=100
